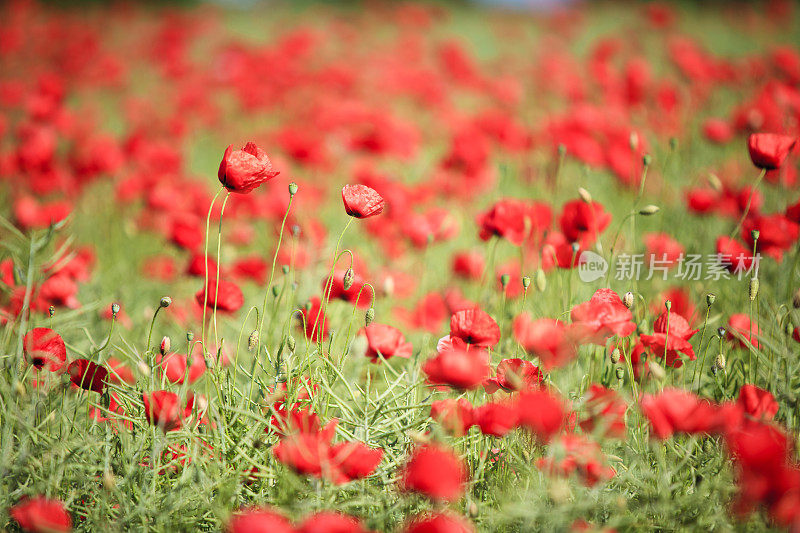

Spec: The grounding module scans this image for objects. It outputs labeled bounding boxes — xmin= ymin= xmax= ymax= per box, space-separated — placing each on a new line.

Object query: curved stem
xmin=201 ymin=187 xmax=225 ymax=350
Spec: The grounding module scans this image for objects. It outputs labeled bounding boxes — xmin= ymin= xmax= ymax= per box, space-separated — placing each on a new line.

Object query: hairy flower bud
xmin=642 ymin=153 xmax=652 ymax=167
xmin=282 ymin=265 xmax=290 ymax=275
xmin=706 ymin=293 xmax=716 ymax=307
xmin=159 ymin=296 xmax=172 ymax=308
xmin=665 ymin=300 xmax=672 ymax=311
xmin=793 ymin=288 xmax=800 ymax=309
xmin=248 ymin=330 xmax=259 ymax=351
xmin=623 ymin=291 xmax=634 ymax=309
xmin=48 ymin=305 xmax=55 ymax=317
xmin=186 ymin=331 xmax=194 ymax=342
xmin=749 ymin=278 xmax=759 ymax=301
xmin=578 ymin=187 xmax=592 ymax=204
xmin=111 ymin=303 xmax=120 ymax=316
xmin=639 ymin=205 xmax=660 ymax=216
xmin=714 ymin=353 xmax=726 ymax=371
xmin=610 ymin=348 xmax=621 ymax=364
xmin=522 ymin=276 xmax=531 ymax=289
xmin=615 ymin=367 xmax=625 ymax=380
xmin=287 ymin=336 xmax=296 ymax=352
xmin=343 ymin=268 xmax=354 ymax=290
xmin=288 ymin=182 xmax=298 ymax=196
xmin=365 ymin=308 xmax=375 ymax=326
xmin=500 ymin=273 xmax=510 ymax=288
xmin=751 ymin=229 xmax=760 ymax=242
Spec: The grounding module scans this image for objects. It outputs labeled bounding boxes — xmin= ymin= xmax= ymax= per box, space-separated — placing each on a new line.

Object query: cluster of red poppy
xmin=3 ymin=0 xmax=800 ymax=531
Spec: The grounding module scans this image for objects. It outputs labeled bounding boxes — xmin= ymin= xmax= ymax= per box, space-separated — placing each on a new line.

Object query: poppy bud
xmin=304 ymin=301 xmax=312 ymax=312
xmin=664 ymin=300 xmax=672 ymax=311
xmin=186 ymin=331 xmax=194 ymax=342
xmin=287 ymin=336 xmax=296 ymax=352
xmin=669 ymin=137 xmax=678 ymax=151
xmin=535 ymin=269 xmax=546 ymax=292
xmin=623 ymin=291 xmax=634 ymax=309
xmin=615 ymin=367 xmax=625 ymax=380
xmin=629 ymin=132 xmax=639 ymax=151
xmin=160 ymin=296 xmax=172 ymax=308
xmin=248 ymin=330 xmax=259 ymax=351
xmin=706 ymin=293 xmax=716 ymax=307
xmin=578 ymin=187 xmax=592 ymax=204
xmin=137 ymin=360 xmax=151 ymax=377
xmin=610 ymin=348 xmax=621 ymax=364
xmin=749 ymin=278 xmax=759 ymax=301
xmin=717 ymin=327 xmax=726 ymax=338
xmin=160 ymin=336 xmax=170 ymax=355
xmin=522 ymin=276 xmax=531 ymax=289
xmin=642 ymin=154 xmax=652 ymax=167
xmin=272 ymin=285 xmax=279 ymax=297
xmin=111 ymin=303 xmax=120 ymax=316
xmin=571 ymin=242 xmax=580 ymax=253
xmin=639 ymin=205 xmax=660 ymax=216
xmin=557 ymin=143 xmax=566 ymax=157
xmin=714 ymin=353 xmax=726 ymax=371
xmin=288 ymin=182 xmax=298 ymax=196
xmin=365 ymin=308 xmax=375 ymax=326
xmin=469 ymin=502 xmax=478 ymax=517
xmin=648 ymin=361 xmax=666 ymax=381
xmin=793 ymin=288 xmax=800 ymax=309
xmin=343 ymin=268 xmax=355 ymax=290
xmin=291 ymin=225 xmax=301 ymax=237
xmin=708 ymin=173 xmax=723 ymax=192
xmin=281 ymin=265 xmax=289 ymax=274
xmin=750 ymin=229 xmax=760 ymax=242
xmin=785 ymin=321 xmax=794 ymax=336
xmin=500 ymin=274 xmax=510 ymax=289
xmin=48 ymin=305 xmax=55 ymax=317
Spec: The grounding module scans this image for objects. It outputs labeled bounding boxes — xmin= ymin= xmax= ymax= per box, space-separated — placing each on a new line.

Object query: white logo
xmin=578 ymin=251 xmax=608 ymax=282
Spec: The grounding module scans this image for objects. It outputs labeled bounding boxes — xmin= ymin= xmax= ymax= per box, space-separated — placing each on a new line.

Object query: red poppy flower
xmin=451 ymin=251 xmax=485 ymax=280
xmin=483 ymin=358 xmax=542 ymax=394
xmin=363 ymin=323 xmax=412 ymax=362
xmin=513 ymin=315 xmax=577 ymax=370
xmin=742 ymin=214 xmax=799 ymax=262
xmin=639 ymin=311 xmax=698 ymax=368
xmin=430 ymin=398 xmax=474 ymax=436
xmin=727 ymin=313 xmax=759 ymax=349
xmin=300 ymin=297 xmax=329 ymax=342
xmin=342 ymin=184 xmax=385 ymax=218
xmin=67 ymin=359 xmax=108 ymax=393
xmin=747 ymin=133 xmax=797 ymax=170
xmin=516 ymin=389 xmax=566 ymax=443
xmin=476 ymin=198 xmax=531 ymax=246
xmin=403 ymin=512 xmax=475 ymax=533
xmin=579 ymin=384 xmax=627 ymax=439
xmin=218 ymin=142 xmax=279 ymax=194
xmin=273 ymin=431 xmax=347 ymax=484
xmin=143 ymin=390 xmax=191 ymax=432
xmin=23 ymin=327 xmax=67 ymax=372
xmin=473 ymin=400 xmax=519 ymax=437
xmin=702 ymin=118 xmax=733 ymax=144
xmin=195 ymin=279 xmax=244 ymax=313
xmin=226 ymin=507 xmax=293 ymax=533
xmin=537 ymin=434 xmax=615 ymax=487
xmin=297 ymin=512 xmax=370 ymax=533
xmin=558 ymin=199 xmax=611 ymax=246
xmin=570 ymin=289 xmax=636 ymax=345
xmin=330 ymin=441 xmax=384 ymax=480
xmin=10 ymin=496 xmax=71 ymax=533
xmin=155 ymin=350 xmax=206 ymax=384
xmin=643 ymin=232 xmax=684 ymax=268
xmin=449 ymin=308 xmax=500 ymax=348
xmin=737 ymin=384 xmax=778 ymax=420
xmin=422 ymin=346 xmax=490 ymax=390
xmin=398 ymin=444 xmax=467 ymax=502
xmin=716 ymin=236 xmax=755 ymax=273
xmin=640 ymin=388 xmax=719 ymax=439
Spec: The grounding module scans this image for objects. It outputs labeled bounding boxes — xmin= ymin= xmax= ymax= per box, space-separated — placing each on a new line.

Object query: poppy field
xmin=2 ymin=0 xmax=800 ymax=531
